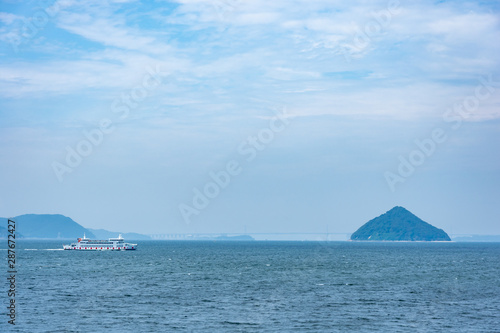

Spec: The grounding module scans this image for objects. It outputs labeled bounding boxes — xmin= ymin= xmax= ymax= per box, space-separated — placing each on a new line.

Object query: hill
xmin=88 ymin=228 xmax=151 ymax=240
xmin=0 ymin=214 xmax=95 ymax=239
xmin=350 ymin=206 xmax=451 ymax=241
xmin=0 ymin=214 xmax=151 ymax=239
xmin=0 ymin=224 xmax=24 ymax=238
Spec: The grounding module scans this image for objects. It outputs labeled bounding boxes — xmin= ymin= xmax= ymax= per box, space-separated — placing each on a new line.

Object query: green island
xmin=350 ymin=206 xmax=451 ymax=241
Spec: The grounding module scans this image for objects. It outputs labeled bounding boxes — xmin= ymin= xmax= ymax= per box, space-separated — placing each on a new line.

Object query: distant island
xmin=215 ymin=234 xmax=255 ymax=241
xmin=88 ymin=228 xmax=151 ymax=240
xmin=0 ymin=214 xmax=94 ymax=239
xmin=0 ymin=214 xmax=254 ymax=241
xmin=0 ymin=214 xmax=151 ymax=240
xmin=5 ymin=211 xmax=499 ymax=242
xmin=350 ymin=206 xmax=451 ymax=241
xmin=0 ymin=225 xmax=22 ymax=239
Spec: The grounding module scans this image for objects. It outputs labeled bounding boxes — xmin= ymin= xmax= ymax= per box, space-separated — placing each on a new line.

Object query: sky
xmin=0 ymin=0 xmax=499 ymax=236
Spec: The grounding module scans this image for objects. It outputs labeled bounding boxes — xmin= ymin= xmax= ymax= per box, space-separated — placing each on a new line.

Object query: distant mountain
xmin=0 ymin=214 xmax=95 ymax=239
xmin=88 ymin=228 xmax=151 ymax=240
xmin=350 ymin=206 xmax=451 ymax=241
xmin=0 ymin=214 xmax=152 ymax=240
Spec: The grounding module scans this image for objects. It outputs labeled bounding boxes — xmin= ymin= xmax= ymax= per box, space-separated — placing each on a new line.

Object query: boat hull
xmin=63 ymin=246 xmax=136 ymax=251
xmin=63 ymin=234 xmax=137 ymax=251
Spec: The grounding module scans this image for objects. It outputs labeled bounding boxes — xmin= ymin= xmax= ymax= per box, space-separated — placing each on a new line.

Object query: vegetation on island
xmin=0 ymin=214 xmax=93 ymax=239
xmin=350 ymin=206 xmax=451 ymax=241
xmin=0 ymin=214 xmax=151 ymax=240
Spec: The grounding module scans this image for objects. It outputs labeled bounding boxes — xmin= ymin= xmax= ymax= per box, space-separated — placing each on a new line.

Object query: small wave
xmin=25 ymin=248 xmax=63 ymax=251
xmin=222 ymin=321 xmax=259 ymax=326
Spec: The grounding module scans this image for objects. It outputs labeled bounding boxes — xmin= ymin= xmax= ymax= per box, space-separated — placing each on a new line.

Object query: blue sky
xmin=0 ymin=0 xmax=499 ymax=235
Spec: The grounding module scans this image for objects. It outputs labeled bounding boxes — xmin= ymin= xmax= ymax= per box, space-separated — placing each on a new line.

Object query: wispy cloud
xmin=0 ymin=0 xmax=499 ymax=120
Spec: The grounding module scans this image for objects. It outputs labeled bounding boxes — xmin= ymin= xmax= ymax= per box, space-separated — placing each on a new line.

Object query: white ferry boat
xmin=63 ymin=234 xmax=137 ymax=251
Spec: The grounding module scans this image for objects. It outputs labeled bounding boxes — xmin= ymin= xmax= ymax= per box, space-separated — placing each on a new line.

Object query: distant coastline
xmin=1 ymin=214 xmax=499 ymax=242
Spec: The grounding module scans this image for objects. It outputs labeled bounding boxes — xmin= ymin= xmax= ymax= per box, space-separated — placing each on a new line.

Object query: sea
xmin=1 ymin=240 xmax=499 ymax=332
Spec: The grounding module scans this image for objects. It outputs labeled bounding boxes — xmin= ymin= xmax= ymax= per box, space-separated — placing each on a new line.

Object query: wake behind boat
xmin=63 ymin=234 xmax=137 ymax=251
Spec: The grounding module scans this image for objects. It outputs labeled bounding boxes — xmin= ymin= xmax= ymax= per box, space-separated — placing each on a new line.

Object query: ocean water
xmin=1 ymin=241 xmax=499 ymax=332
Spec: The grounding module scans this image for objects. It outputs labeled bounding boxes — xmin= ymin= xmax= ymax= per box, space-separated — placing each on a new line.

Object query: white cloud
xmin=0 ymin=0 xmax=499 ymax=123
xmin=0 ymin=12 xmax=21 ymax=24
xmin=56 ymin=13 xmax=166 ymax=54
